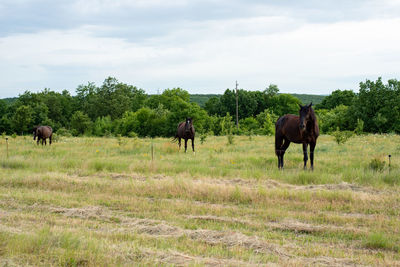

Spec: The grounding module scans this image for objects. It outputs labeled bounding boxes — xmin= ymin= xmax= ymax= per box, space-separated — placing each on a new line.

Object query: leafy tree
xmin=0 ymin=99 xmax=7 ymax=115
xmin=270 ymin=94 xmax=302 ymax=116
xmin=70 ymin=111 xmax=92 ymax=136
xmin=264 ymin=84 xmax=279 ymax=97
xmin=317 ymin=105 xmax=352 ymax=133
xmin=316 ymin=89 xmax=355 ymax=110
xmin=93 ymin=116 xmax=113 ymax=136
xmin=352 ymin=78 xmax=400 ymax=133
xmin=76 ymin=77 xmax=146 ymax=120
xmin=0 ymin=115 xmax=12 ymax=134
xmin=256 ymin=109 xmax=277 ymax=135
xmin=240 ymin=117 xmax=259 ymax=135
xmin=13 ymin=105 xmax=33 ymax=134
xmin=204 ymin=96 xmax=221 ymax=116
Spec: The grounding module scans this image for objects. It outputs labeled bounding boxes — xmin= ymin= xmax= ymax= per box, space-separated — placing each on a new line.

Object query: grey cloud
xmin=2 ymin=0 xmax=399 ymax=39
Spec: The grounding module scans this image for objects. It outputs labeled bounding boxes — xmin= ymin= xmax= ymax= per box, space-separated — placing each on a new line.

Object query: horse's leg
xmin=49 ymin=135 xmax=52 ymax=145
xmin=303 ymin=143 xmax=308 ymax=170
xmin=44 ymin=138 xmax=47 ymax=146
xmin=275 ymin=136 xmax=284 ymax=169
xmin=37 ymin=138 xmax=39 ymax=145
xmin=280 ymin=139 xmax=290 ymax=169
xmin=310 ymin=141 xmax=316 ymax=170
xmin=184 ymin=139 xmax=188 ymax=153
xmin=191 ymin=138 xmax=195 ymax=153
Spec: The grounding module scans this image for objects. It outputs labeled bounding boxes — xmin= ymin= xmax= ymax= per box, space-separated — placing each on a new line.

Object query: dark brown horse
xmin=275 ymin=103 xmax=319 ymax=170
xmin=33 ymin=126 xmax=53 ymax=145
xmin=174 ymin=118 xmax=195 ymax=153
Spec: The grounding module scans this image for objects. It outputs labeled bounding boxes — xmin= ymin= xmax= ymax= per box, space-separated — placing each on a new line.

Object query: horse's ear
xmin=298 ymin=104 xmax=303 ymax=109
xmin=308 ymin=102 xmax=313 ymax=107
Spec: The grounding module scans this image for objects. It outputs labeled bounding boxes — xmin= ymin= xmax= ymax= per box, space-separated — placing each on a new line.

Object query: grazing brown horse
xmin=275 ymin=103 xmax=319 ymax=170
xmin=33 ymin=126 xmax=53 ymax=145
xmin=174 ymin=118 xmax=195 ymax=153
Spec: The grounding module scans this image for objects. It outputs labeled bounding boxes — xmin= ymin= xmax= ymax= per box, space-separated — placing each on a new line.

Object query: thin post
xmin=235 ymin=80 xmax=239 ymax=129
xmin=388 ymin=154 xmax=391 ymax=170
xmin=6 ymin=137 xmax=9 ymax=158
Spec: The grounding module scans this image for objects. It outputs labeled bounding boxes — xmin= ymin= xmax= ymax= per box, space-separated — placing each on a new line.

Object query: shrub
xmin=200 ymin=133 xmax=207 ymax=144
xmin=227 ymin=133 xmax=234 ymax=145
xmin=11 ymin=133 xmax=17 ymax=139
xmin=369 ymin=157 xmax=385 ymax=171
xmin=354 ymin=118 xmax=364 ymax=135
xmin=51 ymin=133 xmax=59 ymax=142
xmin=331 ymin=128 xmax=353 ymax=144
xmin=128 ymin=131 xmax=138 ymax=138
xmin=57 ymin=127 xmax=72 ymax=137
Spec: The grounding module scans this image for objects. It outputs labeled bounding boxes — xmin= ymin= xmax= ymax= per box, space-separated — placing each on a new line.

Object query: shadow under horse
xmin=275 ymin=103 xmax=319 ymax=170
xmin=33 ymin=126 xmax=53 ymax=145
xmin=174 ymin=118 xmax=195 ymax=153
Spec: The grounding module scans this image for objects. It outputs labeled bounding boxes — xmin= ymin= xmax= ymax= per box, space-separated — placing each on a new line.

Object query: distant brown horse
xmin=275 ymin=103 xmax=319 ymax=170
xmin=33 ymin=126 xmax=53 ymax=145
xmin=173 ymin=118 xmax=195 ymax=153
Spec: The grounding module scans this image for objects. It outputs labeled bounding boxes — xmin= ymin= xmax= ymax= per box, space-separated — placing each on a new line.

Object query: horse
xmin=275 ymin=103 xmax=319 ymax=170
xmin=173 ymin=117 xmax=195 ymax=153
xmin=33 ymin=126 xmax=53 ymax=146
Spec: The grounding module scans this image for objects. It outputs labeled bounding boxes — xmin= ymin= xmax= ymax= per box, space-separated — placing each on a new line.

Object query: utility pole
xmin=235 ymin=81 xmax=239 ymax=129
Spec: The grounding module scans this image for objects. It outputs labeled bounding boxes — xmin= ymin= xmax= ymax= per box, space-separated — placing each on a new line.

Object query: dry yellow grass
xmin=0 ymin=134 xmax=399 ymax=266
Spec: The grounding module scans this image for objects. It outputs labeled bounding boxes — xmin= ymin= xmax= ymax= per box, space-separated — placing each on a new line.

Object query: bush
xmin=51 ymin=133 xmax=59 ymax=142
xmin=227 ymin=133 xmax=234 ymax=145
xmin=354 ymin=118 xmax=364 ymax=135
xmin=56 ymin=127 xmax=72 ymax=137
xmin=200 ymin=133 xmax=207 ymax=144
xmin=331 ymin=128 xmax=353 ymax=144
xmin=369 ymin=157 xmax=385 ymax=171
xmin=128 ymin=131 xmax=138 ymax=138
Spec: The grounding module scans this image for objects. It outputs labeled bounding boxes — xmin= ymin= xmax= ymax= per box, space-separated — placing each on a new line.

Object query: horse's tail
xmin=171 ymin=133 xmax=179 ymax=143
xmin=274 ymin=116 xmax=286 ymax=156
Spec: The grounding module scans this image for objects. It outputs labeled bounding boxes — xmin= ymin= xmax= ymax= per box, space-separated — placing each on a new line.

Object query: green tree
xmin=317 ymin=105 xmax=352 ymax=133
xmin=70 ymin=111 xmax=92 ymax=135
xmin=204 ymin=96 xmax=221 ymax=115
xmin=316 ymin=89 xmax=355 ymax=110
xmin=270 ymin=94 xmax=302 ymax=116
xmin=256 ymin=109 xmax=277 ymax=135
xmin=351 ymin=78 xmax=400 ymax=133
xmin=13 ymin=105 xmax=33 ymax=134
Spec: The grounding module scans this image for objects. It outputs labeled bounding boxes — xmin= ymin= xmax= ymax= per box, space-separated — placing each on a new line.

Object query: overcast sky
xmin=1 ymin=0 xmax=400 ymax=98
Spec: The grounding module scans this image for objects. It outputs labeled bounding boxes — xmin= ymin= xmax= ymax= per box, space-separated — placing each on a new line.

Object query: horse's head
xmin=185 ymin=117 xmax=193 ymax=133
xmin=32 ymin=126 xmax=38 ymax=140
xmin=299 ymin=103 xmax=313 ymax=132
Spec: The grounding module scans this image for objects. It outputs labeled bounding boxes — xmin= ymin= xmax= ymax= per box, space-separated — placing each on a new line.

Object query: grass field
xmin=0 ymin=134 xmax=400 ymax=266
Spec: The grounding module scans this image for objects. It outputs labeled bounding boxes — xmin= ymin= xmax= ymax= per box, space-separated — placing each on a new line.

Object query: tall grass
xmin=0 ymin=134 xmax=399 ymax=265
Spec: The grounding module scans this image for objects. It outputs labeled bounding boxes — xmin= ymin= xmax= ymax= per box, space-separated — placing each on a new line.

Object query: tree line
xmin=0 ymin=77 xmax=399 ymax=137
